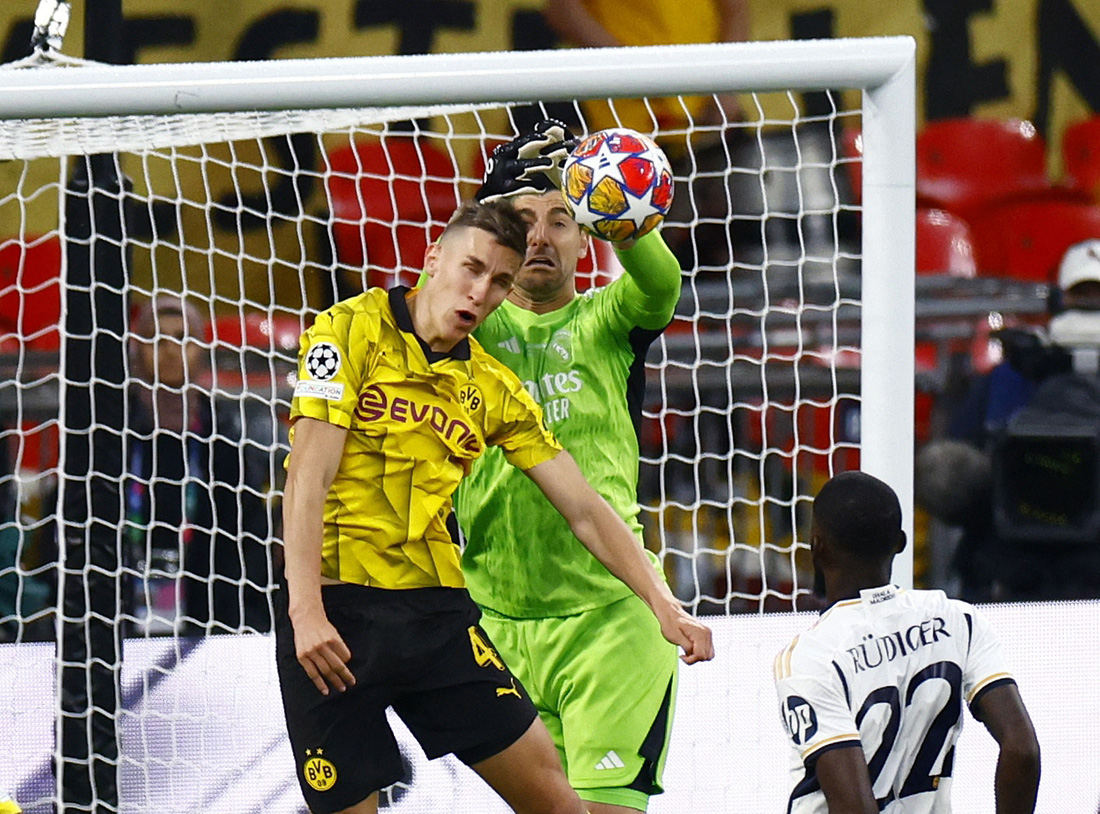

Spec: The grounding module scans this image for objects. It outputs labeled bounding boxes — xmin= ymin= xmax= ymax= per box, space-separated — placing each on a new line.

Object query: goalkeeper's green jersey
xmin=457 ymin=232 xmax=681 ymax=617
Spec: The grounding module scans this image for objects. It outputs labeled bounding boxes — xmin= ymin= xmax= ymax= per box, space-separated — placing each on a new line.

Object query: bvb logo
xmin=303 ymin=752 xmax=338 ymax=792
xmin=458 ymin=384 xmax=483 ymax=414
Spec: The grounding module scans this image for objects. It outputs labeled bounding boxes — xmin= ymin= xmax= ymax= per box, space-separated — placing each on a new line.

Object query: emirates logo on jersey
xmin=354 ymin=384 xmax=482 ymax=453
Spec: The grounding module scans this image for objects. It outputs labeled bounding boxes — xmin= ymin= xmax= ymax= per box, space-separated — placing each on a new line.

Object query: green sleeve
xmin=613 ymin=229 xmax=682 ymax=330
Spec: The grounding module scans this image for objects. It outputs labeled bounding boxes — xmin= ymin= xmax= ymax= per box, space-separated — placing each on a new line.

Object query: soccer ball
xmin=562 ymin=128 xmax=674 ymax=242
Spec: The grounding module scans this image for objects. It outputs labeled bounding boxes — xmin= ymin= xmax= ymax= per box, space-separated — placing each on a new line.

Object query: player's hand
xmin=657 ymin=602 xmax=715 ymax=664
xmin=292 ymin=608 xmax=356 ymax=695
xmin=476 ymin=119 xmax=578 ymax=202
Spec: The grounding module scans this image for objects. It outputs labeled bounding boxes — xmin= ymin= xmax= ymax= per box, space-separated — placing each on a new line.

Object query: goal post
xmin=0 ymin=36 xmax=915 ymax=812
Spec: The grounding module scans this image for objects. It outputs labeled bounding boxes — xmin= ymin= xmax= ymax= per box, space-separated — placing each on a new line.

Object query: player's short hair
xmin=442 ymin=199 xmax=528 ymax=257
xmin=813 ymin=471 xmax=902 ymax=560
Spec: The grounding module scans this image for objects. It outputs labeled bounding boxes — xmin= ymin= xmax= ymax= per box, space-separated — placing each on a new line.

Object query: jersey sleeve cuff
xmin=290 ymin=400 xmax=353 ymax=429
xmin=968 ymin=675 xmax=1016 ymax=708
xmin=505 ymin=437 xmax=563 ymax=472
xmin=801 ymin=733 xmax=862 ymax=763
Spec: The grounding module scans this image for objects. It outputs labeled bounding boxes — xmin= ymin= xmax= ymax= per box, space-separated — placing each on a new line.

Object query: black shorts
xmin=274 ymin=582 xmax=538 ymax=814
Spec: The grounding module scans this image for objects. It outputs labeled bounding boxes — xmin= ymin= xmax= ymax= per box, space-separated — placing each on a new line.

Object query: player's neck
xmin=506 ymin=286 xmax=575 ymax=314
xmin=405 ymin=288 xmax=458 ymax=353
xmin=824 ymin=566 xmax=892 ymax=606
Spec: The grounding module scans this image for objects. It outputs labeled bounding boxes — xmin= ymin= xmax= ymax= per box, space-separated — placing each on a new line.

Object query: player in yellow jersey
xmin=276 ymin=199 xmax=713 ymax=814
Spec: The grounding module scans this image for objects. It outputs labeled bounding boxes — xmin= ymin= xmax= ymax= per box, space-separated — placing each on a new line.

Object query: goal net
xmin=0 ymin=39 xmax=914 ymax=812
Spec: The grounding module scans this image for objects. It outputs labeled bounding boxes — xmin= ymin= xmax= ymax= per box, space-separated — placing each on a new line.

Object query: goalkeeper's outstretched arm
xmin=615 ymin=230 xmax=682 ymax=330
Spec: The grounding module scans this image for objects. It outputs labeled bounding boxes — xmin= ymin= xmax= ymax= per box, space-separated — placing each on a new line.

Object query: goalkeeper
xmin=456 ymin=121 xmax=686 ymax=813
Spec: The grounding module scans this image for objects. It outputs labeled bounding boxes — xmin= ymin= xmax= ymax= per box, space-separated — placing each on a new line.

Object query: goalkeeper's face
xmin=513 ymin=192 xmax=588 ymax=302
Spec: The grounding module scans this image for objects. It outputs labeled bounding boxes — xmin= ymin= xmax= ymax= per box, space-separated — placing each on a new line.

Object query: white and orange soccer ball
xmin=562 ymin=128 xmax=674 ymax=243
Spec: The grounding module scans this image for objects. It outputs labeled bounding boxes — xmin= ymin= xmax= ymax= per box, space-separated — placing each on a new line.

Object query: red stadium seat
xmin=912 ymin=209 xmax=977 ymax=439
xmin=206 ymin=312 xmax=300 ymax=354
xmin=205 ymin=312 xmax=301 ymax=397
xmin=969 ymin=199 xmax=1100 ymax=282
xmin=325 ymin=137 xmax=460 ymax=289
xmin=916 ymin=208 xmax=976 ymax=277
xmin=916 ymin=118 xmax=1057 ymax=220
xmin=1063 ymin=115 xmax=1100 ymax=202
xmin=0 ymin=235 xmax=62 ymax=471
xmin=0 ymin=235 xmax=61 ymax=351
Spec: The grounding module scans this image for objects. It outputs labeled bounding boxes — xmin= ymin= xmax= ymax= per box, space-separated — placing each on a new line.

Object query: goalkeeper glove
xmin=476 ymin=119 xmax=577 ymax=202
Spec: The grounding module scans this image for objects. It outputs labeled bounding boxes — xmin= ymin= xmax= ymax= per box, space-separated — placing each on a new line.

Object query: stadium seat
xmin=207 ymin=311 xmax=299 ymax=351
xmin=205 ymin=312 xmax=301 ymax=400
xmin=969 ymin=199 xmax=1100 ymax=282
xmin=1063 ymin=115 xmax=1100 ymax=202
xmin=0 ymin=235 xmax=61 ymax=351
xmin=916 ymin=208 xmax=977 ymax=277
xmin=324 ymin=137 xmax=459 ymax=289
xmin=0 ymin=236 xmax=62 ymax=472
xmin=916 ymin=118 xmax=1059 ymax=220
xmin=912 ymin=210 xmax=980 ymax=439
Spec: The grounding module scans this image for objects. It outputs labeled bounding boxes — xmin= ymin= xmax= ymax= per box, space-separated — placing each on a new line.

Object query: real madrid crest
xmin=550 ymin=329 xmax=572 ymax=363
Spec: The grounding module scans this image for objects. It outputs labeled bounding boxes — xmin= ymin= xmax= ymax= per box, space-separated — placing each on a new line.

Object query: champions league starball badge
xmin=305 ymin=342 xmax=341 ymax=381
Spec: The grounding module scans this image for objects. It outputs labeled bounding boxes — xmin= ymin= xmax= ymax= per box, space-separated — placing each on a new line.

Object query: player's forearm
xmin=815 ymin=745 xmax=878 ymax=814
xmin=617 ymin=230 xmax=682 ymax=328
xmin=569 ymin=497 xmax=678 ymax=614
xmin=525 ymin=451 xmax=673 ymax=611
xmin=973 ymin=684 xmax=1040 ymax=814
xmin=993 ymin=746 xmax=1040 ymax=814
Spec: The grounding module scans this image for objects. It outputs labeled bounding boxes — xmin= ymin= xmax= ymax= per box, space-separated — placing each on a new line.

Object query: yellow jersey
xmin=289 ymin=286 xmax=562 ymax=590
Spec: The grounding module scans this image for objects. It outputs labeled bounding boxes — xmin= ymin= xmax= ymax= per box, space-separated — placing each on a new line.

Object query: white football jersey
xmin=774 ymin=585 xmax=1013 ymax=813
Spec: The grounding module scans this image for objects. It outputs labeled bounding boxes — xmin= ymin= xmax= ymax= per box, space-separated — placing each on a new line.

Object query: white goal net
xmin=0 ymin=39 xmax=914 ymax=812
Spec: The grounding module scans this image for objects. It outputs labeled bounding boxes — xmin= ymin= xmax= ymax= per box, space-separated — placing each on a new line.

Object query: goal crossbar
xmin=0 ymin=38 xmax=915 ymax=118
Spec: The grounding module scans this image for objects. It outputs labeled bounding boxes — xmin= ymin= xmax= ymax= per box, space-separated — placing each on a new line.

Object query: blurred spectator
xmin=127 ymin=296 xmax=274 ymax=634
xmin=917 ymin=239 xmax=1100 ymax=601
xmin=542 ymin=0 xmax=750 ymax=136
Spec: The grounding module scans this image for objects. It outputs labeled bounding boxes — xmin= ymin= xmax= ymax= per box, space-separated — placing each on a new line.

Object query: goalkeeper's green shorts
xmin=480 ymin=594 xmax=679 ymax=812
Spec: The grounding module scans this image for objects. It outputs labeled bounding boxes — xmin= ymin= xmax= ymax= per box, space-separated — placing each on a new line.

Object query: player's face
xmin=419 ymin=226 xmax=521 ymax=350
xmin=512 ymin=191 xmax=588 ymax=302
